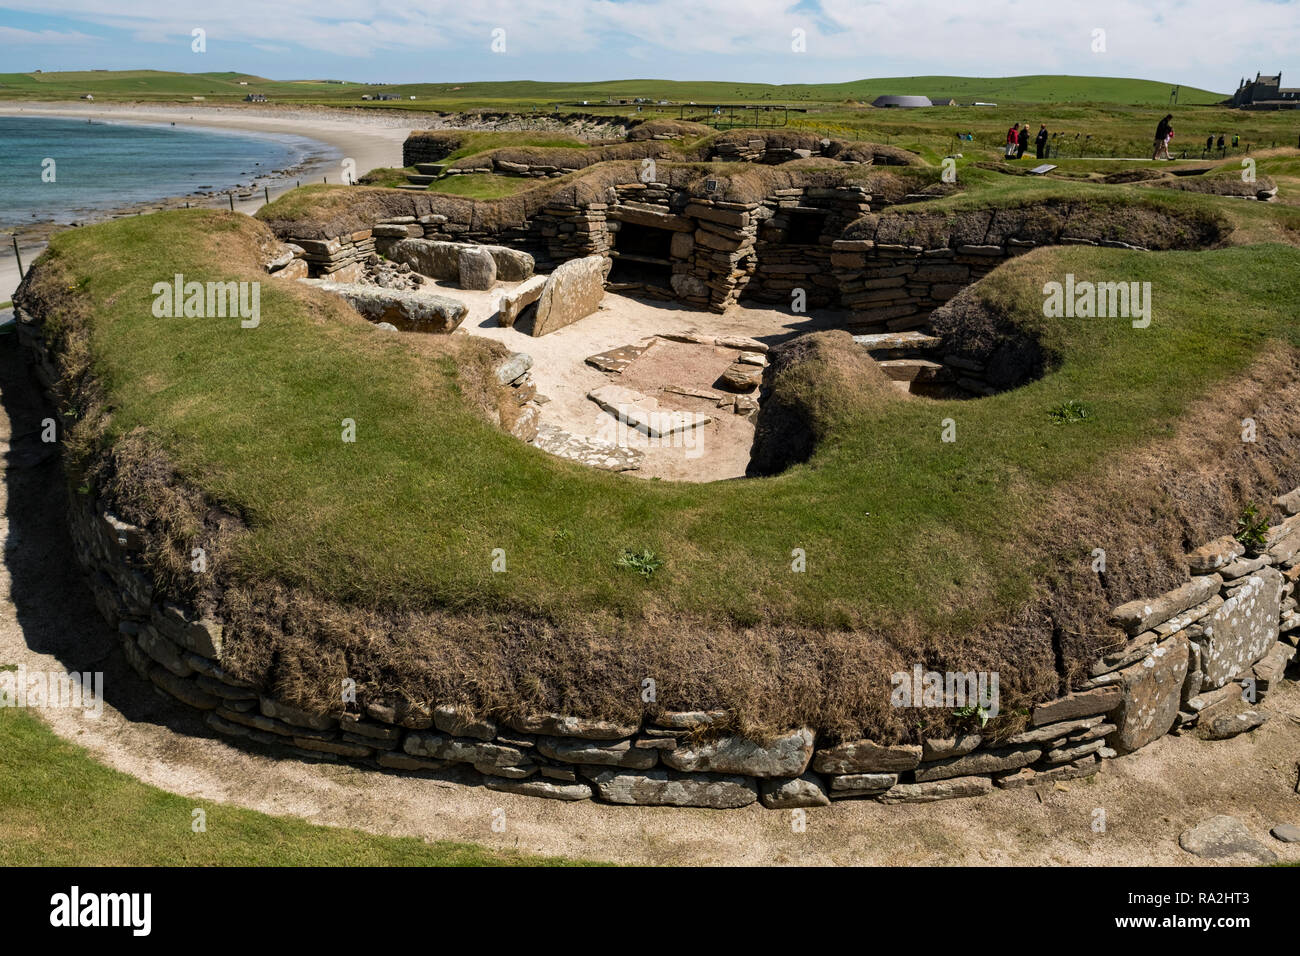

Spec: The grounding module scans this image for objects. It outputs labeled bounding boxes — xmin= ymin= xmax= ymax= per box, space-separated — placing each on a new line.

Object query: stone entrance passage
xmin=608 ymin=221 xmax=675 ymax=293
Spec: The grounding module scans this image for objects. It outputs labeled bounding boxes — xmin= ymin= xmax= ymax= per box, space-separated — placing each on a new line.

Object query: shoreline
xmin=0 ymin=101 xmax=419 ymax=298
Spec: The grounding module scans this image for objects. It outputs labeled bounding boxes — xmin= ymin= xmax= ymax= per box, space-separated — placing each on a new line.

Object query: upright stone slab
xmin=1199 ymin=568 xmax=1283 ymax=689
xmin=1107 ymin=634 xmax=1190 ymax=754
xmin=532 ymin=256 xmax=610 ymax=336
xmin=498 ymin=275 xmax=547 ymax=327
xmin=458 ymin=246 xmax=497 ymax=290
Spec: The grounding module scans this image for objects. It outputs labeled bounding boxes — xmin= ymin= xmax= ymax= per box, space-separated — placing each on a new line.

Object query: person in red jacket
xmin=1006 ymin=123 xmax=1020 ymax=159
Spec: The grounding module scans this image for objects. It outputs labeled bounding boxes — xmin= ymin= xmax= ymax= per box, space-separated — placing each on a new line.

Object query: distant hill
xmin=0 ymin=70 xmax=1225 ymax=109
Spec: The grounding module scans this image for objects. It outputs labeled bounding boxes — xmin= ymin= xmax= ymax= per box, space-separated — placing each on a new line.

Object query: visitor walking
xmin=1153 ymin=114 xmax=1174 ymax=160
xmin=1217 ymin=134 xmax=1225 ymax=151
xmin=1206 ymin=134 xmax=1214 ymax=153
xmin=1006 ymin=123 xmax=1020 ymax=159
xmin=1233 ymin=133 xmax=1240 ymax=148
xmin=1017 ymin=122 xmax=1029 ymax=159
xmin=1036 ymin=123 xmax=1049 ymax=159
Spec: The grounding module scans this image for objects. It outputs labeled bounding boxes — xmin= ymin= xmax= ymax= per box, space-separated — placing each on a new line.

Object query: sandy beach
xmin=0 ymin=102 xmax=424 ymax=300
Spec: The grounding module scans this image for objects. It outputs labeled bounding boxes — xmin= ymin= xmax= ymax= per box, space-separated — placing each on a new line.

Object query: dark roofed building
xmin=1231 ymin=71 xmax=1300 ymax=109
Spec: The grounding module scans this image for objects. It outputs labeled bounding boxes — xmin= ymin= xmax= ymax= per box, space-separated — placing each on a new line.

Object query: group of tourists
xmin=1004 ymin=122 xmax=1050 ymax=160
xmin=1152 ymin=115 xmax=1241 ymax=160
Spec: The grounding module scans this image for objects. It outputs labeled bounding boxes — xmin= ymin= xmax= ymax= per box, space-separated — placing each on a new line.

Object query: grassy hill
xmin=0 ymin=69 xmax=1225 ymax=110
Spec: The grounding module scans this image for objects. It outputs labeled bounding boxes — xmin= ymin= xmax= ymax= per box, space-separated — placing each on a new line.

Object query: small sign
xmin=1029 ymin=164 xmax=1057 ymax=176
xmin=705 ymin=179 xmax=718 ymax=192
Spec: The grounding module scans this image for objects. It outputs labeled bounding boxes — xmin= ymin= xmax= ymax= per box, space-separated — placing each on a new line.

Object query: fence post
xmin=228 ymin=193 xmax=234 ymax=211
xmin=12 ymin=236 xmax=23 ymax=279
xmin=264 ymin=186 xmax=270 ymax=203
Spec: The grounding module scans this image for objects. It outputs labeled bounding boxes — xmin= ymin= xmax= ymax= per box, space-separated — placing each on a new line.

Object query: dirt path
xmin=0 ymin=334 xmax=1297 ymax=866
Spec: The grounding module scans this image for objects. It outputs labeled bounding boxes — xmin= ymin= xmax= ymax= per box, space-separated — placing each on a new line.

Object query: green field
xmin=0 ymin=69 xmax=1225 ymax=111
xmin=0 ymin=708 xmax=588 ymax=865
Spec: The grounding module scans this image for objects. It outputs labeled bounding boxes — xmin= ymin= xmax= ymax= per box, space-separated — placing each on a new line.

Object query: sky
xmin=0 ymin=0 xmax=1296 ymax=93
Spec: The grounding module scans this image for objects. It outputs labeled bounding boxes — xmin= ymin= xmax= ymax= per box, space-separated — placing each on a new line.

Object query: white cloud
xmin=0 ymin=0 xmax=1295 ymax=89
xmin=0 ymin=25 xmax=101 ymax=45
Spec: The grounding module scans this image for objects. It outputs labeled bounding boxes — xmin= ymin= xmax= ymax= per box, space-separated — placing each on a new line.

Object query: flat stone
xmin=1270 ymin=824 xmax=1300 ymax=843
xmin=1200 ymin=568 xmax=1282 ymax=688
xmin=1185 ymin=536 xmax=1245 ymax=574
xmin=1274 ymin=488 xmax=1300 ymax=515
xmin=1107 ymin=634 xmax=1190 ymax=754
xmin=587 ymin=384 xmax=711 ymax=438
xmin=876 ymin=775 xmax=994 ymax=804
xmin=259 ymin=696 xmax=336 ymax=731
xmin=1109 ymin=576 xmax=1221 ymax=635
xmin=995 ymin=755 xmax=1102 ymax=789
xmin=306 ymin=281 xmax=467 ymax=333
xmin=151 ymin=603 xmax=224 ymax=659
xmin=760 ymin=773 xmax=831 ymax=808
xmin=532 ymin=422 xmax=642 ymax=472
xmin=1179 ymin=815 xmax=1277 ymax=862
xmin=827 ymin=772 xmax=898 ymax=796
xmin=1197 ymin=705 xmax=1268 ymax=740
xmin=718 ymin=362 xmax=763 ymax=391
xmin=532 ymin=255 xmax=610 ymax=335
xmin=504 ymin=713 xmax=640 ymax=740
xmin=1030 ymin=685 xmax=1122 ymax=725
xmin=484 ymin=776 xmax=593 ymax=801
xmin=663 ymin=728 xmax=813 ymax=778
xmin=582 ymin=768 xmax=757 ymax=808
xmin=913 ymin=745 xmax=1042 ymax=782
xmin=1005 ymin=716 xmax=1103 ymax=746
xmin=812 ymin=740 xmax=922 ymax=774
xmin=433 ymin=704 xmax=497 ymax=741
xmin=920 ymin=734 xmax=982 ymax=761
xmin=497 ymin=275 xmax=546 ymax=327
xmin=538 ymin=736 xmax=658 ymax=769
xmin=585 ymin=341 xmax=653 ymax=374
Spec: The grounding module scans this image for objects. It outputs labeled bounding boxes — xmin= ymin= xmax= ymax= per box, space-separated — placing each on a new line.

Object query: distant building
xmin=372 ymin=94 xmax=400 ymax=101
xmin=926 ymin=97 xmax=959 ymax=107
xmin=80 ymin=94 xmax=93 ymax=101
xmin=1231 ymin=71 xmax=1300 ymax=109
xmin=872 ymin=95 xmax=933 ymax=108
xmin=243 ymin=93 xmax=266 ymax=102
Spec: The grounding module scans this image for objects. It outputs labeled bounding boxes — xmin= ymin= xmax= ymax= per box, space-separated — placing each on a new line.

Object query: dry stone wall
xmin=15 ymin=297 xmax=1298 ymax=808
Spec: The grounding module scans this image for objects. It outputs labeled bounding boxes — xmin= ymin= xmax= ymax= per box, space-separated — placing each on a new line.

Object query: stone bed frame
xmin=14 ymin=296 xmax=1300 ymax=808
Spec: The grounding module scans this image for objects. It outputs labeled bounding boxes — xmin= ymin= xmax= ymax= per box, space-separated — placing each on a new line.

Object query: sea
xmin=0 ymin=114 xmax=334 ymax=230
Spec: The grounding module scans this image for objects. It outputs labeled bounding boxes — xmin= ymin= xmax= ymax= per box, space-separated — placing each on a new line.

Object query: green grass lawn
xmin=25 ymin=196 xmax=1300 ymax=635
xmin=0 ymin=708 xmax=590 ymax=865
xmin=428 ymin=173 xmax=539 ymax=198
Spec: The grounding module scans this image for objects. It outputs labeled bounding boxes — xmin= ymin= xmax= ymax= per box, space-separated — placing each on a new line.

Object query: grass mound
xmin=16 ymin=191 xmax=1300 ymax=741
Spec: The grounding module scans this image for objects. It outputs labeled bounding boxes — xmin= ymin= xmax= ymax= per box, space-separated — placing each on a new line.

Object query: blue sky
xmin=1 ymin=1 xmax=1296 ymax=93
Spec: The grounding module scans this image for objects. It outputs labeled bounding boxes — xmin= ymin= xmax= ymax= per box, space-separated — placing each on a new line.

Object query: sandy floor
xmin=432 ymin=277 xmax=846 ymax=481
xmin=0 ymin=338 xmax=1297 ymax=865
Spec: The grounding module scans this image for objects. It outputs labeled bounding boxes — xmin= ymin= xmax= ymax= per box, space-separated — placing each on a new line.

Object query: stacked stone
xmin=493 ymin=352 xmax=544 ymax=443
xmin=678 ymin=196 xmax=762 ymax=313
xmin=748 ymin=186 xmax=872 ymax=307
xmin=291 ymin=229 xmax=376 ymax=283
xmin=1080 ymin=524 xmax=1298 ymax=743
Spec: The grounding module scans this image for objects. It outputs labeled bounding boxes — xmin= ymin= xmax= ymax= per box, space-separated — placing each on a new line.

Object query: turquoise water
xmin=0 ymin=115 xmax=333 ymax=229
